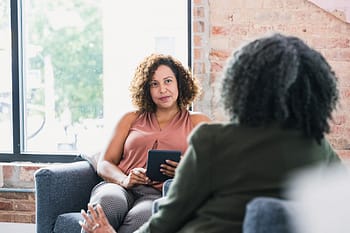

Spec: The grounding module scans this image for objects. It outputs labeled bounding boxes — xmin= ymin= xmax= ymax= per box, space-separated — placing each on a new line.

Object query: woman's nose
xmin=159 ymin=83 xmax=167 ymax=93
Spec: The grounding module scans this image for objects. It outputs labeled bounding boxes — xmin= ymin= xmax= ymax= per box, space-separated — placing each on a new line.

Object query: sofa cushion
xmin=54 ymin=212 xmax=83 ymax=233
xmin=81 ymin=151 xmax=101 ymax=171
xmin=243 ymin=197 xmax=296 ymax=233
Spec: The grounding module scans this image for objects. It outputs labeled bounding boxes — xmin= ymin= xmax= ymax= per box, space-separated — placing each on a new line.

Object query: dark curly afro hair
xmin=221 ymin=33 xmax=339 ymax=143
xmin=129 ymin=53 xmax=200 ymax=112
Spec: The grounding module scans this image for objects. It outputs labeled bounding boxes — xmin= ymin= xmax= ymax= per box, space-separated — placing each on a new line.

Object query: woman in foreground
xmin=81 ymin=33 xmax=342 ymax=233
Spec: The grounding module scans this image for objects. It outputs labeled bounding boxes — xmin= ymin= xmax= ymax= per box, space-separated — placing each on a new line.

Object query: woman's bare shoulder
xmin=189 ymin=111 xmax=211 ymax=127
xmin=117 ymin=110 xmax=142 ymax=126
xmin=123 ymin=110 xmax=141 ymax=119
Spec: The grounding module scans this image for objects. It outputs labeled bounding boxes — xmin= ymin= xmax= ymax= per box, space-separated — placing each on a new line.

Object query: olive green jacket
xmin=136 ymin=123 xmax=341 ymax=233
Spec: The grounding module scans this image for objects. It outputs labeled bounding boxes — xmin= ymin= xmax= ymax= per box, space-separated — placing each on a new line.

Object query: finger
xmin=130 ymin=173 xmax=144 ymax=183
xmin=161 ymin=164 xmax=176 ymax=173
xmin=137 ymin=172 xmax=151 ymax=182
xmin=165 ymin=160 xmax=178 ymax=167
xmin=150 ymin=180 xmax=161 ymax=185
xmin=132 ymin=169 xmax=141 ymax=176
xmin=88 ymin=203 xmax=98 ymax=220
xmin=160 ymin=169 xmax=175 ymax=178
xmin=162 ymin=170 xmax=175 ymax=177
xmin=81 ymin=209 xmax=93 ymax=225
xmin=138 ymin=167 xmax=147 ymax=173
xmin=131 ymin=172 xmax=150 ymax=184
xmin=95 ymin=204 xmax=109 ymax=225
xmin=132 ymin=170 xmax=149 ymax=180
xmin=79 ymin=221 xmax=92 ymax=233
xmin=79 ymin=221 xmax=91 ymax=233
xmin=134 ymin=178 xmax=150 ymax=185
xmin=80 ymin=210 xmax=94 ymax=232
xmin=133 ymin=167 xmax=146 ymax=174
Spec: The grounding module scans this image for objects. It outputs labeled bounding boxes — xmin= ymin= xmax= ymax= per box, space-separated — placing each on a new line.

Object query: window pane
xmin=23 ymin=0 xmax=188 ymax=154
xmin=23 ymin=0 xmax=103 ymax=153
xmin=0 ymin=0 xmax=12 ymax=152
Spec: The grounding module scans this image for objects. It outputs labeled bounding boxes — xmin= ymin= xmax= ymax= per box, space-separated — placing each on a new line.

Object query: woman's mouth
xmin=159 ymin=96 xmax=170 ymax=102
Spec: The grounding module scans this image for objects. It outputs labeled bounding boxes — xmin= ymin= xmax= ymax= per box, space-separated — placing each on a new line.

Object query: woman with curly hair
xmin=81 ymin=33 xmax=343 ymax=233
xmin=80 ymin=54 xmax=210 ymax=233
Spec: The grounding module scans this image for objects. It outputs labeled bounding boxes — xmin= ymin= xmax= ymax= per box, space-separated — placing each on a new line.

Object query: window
xmin=0 ymin=0 xmax=191 ymax=162
xmin=0 ymin=0 xmax=12 ymax=152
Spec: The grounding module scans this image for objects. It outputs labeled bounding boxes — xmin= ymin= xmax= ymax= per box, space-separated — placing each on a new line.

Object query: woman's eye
xmin=164 ymin=79 xmax=172 ymax=84
xmin=150 ymin=82 xmax=159 ymax=88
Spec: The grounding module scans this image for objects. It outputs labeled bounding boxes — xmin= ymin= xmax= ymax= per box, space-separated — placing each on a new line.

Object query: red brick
xmin=193 ymin=62 xmax=206 ymax=74
xmin=210 ymin=61 xmax=224 ymax=73
xmin=0 ymin=192 xmax=32 ymax=200
xmin=0 ymin=190 xmax=35 ymax=223
xmin=193 ymin=35 xmax=203 ymax=47
xmin=262 ymin=0 xmax=284 ymax=8
xmin=212 ymin=26 xmax=229 ymax=36
xmin=3 ymin=165 xmax=14 ymax=180
xmin=13 ymin=213 xmax=35 ymax=223
xmin=230 ymin=24 xmax=249 ymax=36
xmin=194 ymin=48 xmax=202 ymax=60
xmin=0 ymin=201 xmax=13 ymax=210
xmin=209 ymin=49 xmax=230 ymax=61
xmin=194 ymin=6 xmax=205 ymax=18
xmin=333 ymin=114 xmax=347 ymax=125
xmin=329 ymin=137 xmax=350 ymax=150
xmin=13 ymin=201 xmax=35 ymax=211
xmin=339 ymin=49 xmax=350 ymax=62
xmin=193 ymin=21 xmax=205 ymax=33
xmin=0 ymin=211 xmax=13 ymax=222
xmin=337 ymin=150 xmax=350 ymax=160
xmin=19 ymin=166 xmax=37 ymax=182
xmin=285 ymin=0 xmax=308 ymax=9
xmin=311 ymin=38 xmax=350 ymax=49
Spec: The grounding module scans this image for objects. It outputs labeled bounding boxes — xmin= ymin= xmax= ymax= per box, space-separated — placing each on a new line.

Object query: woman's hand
xmin=80 ymin=203 xmax=116 ymax=233
xmin=160 ymin=156 xmax=183 ymax=177
xmin=121 ymin=167 xmax=150 ymax=188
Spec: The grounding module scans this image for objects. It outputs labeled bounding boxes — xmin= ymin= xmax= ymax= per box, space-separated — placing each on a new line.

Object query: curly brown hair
xmin=129 ymin=53 xmax=200 ymax=112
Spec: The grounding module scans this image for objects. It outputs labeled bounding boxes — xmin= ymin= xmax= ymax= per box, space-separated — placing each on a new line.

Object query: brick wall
xmin=0 ymin=191 xmax=35 ymax=223
xmin=192 ymin=0 xmax=350 ymax=160
xmin=0 ymin=163 xmax=49 ymax=223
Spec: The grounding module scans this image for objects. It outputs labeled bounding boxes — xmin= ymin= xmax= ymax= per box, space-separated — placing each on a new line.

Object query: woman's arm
xmin=97 ymin=111 xmax=150 ymax=188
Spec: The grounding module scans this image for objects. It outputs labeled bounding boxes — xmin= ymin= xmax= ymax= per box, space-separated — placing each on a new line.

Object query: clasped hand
xmin=121 ymin=159 xmax=180 ymax=188
xmin=121 ymin=167 xmax=150 ymax=188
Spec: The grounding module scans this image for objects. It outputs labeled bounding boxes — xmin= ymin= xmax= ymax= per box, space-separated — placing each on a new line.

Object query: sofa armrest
xmin=35 ymin=161 xmax=101 ymax=233
xmin=162 ymin=179 xmax=173 ymax=196
xmin=243 ymin=197 xmax=297 ymax=233
xmin=152 ymin=179 xmax=173 ymax=214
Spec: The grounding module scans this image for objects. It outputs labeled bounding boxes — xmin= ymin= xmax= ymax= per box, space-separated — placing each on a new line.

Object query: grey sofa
xmin=35 ymin=161 xmax=101 ymax=233
xmin=243 ymin=197 xmax=296 ymax=233
xmin=35 ymin=161 xmax=296 ymax=233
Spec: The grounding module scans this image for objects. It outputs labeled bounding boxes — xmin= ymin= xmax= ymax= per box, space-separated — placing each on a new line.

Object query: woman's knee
xmin=90 ymin=183 xmax=134 ymax=227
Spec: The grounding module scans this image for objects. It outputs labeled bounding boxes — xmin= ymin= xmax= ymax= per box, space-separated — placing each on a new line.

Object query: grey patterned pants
xmin=81 ymin=182 xmax=161 ymax=233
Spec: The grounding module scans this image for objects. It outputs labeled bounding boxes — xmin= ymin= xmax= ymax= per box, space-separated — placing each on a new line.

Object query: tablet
xmin=146 ymin=149 xmax=181 ymax=182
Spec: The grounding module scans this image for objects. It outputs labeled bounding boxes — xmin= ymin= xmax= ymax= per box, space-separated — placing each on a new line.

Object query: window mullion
xmin=10 ymin=0 xmax=24 ymax=155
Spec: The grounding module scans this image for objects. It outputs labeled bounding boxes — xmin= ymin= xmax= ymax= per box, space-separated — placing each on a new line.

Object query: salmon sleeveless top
xmin=118 ymin=110 xmax=194 ymax=176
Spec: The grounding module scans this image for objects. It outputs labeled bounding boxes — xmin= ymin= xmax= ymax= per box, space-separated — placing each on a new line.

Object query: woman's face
xmin=149 ymin=65 xmax=179 ymax=111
